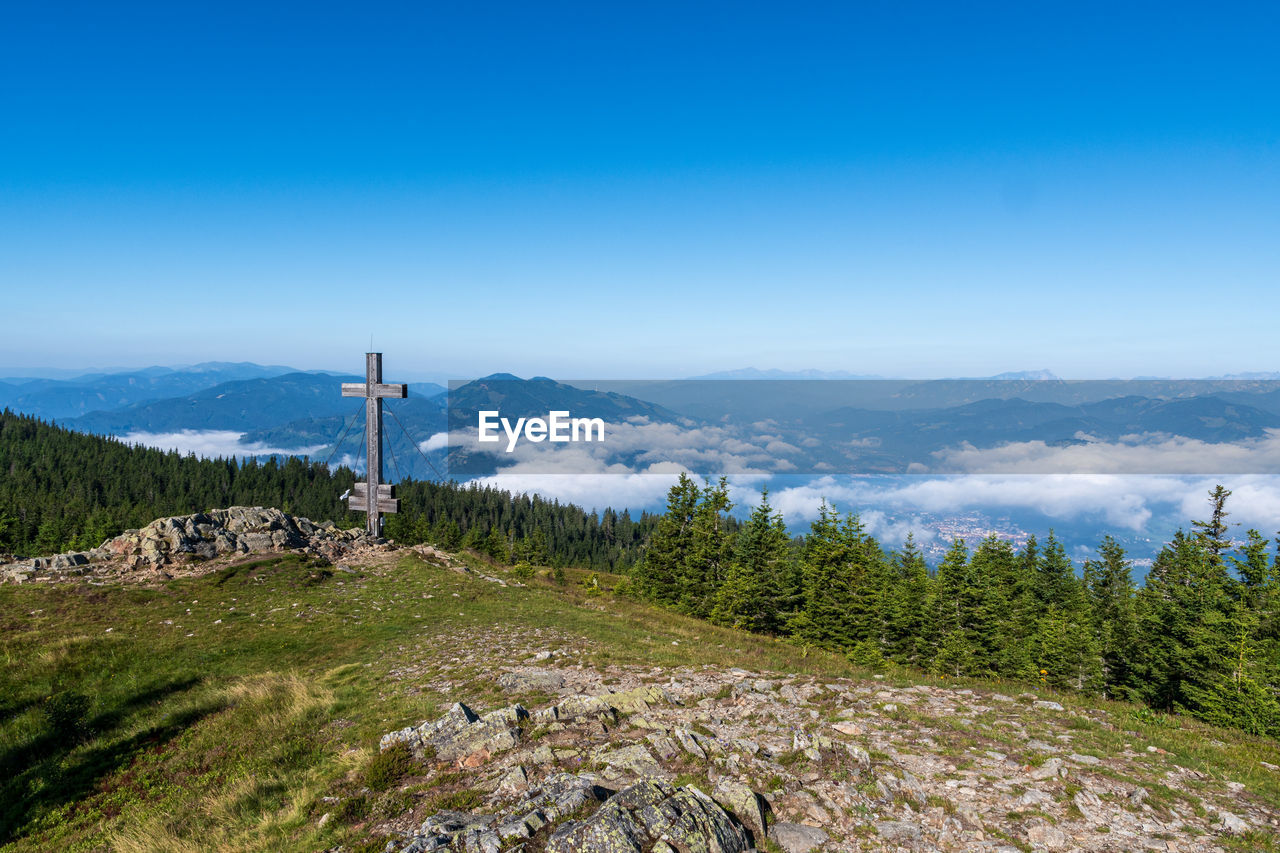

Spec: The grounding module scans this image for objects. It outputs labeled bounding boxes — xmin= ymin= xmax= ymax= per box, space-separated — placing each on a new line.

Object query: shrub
xmin=363 ymin=742 xmax=417 ymax=792
xmin=847 ymin=639 xmax=887 ymax=672
xmin=43 ymin=690 xmax=92 ymax=742
xmin=334 ymin=794 xmax=370 ymax=824
xmin=424 ymin=788 xmax=483 ymax=812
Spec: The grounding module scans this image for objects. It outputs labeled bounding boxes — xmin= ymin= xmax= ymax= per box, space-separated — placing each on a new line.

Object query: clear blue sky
xmin=2 ymin=1 xmax=1277 ymax=379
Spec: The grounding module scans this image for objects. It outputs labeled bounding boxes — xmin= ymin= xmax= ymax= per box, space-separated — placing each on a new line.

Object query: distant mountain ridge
xmin=448 ymin=374 xmax=682 ymax=426
xmin=66 ymin=374 xmax=446 ymax=436
xmin=6 ymin=362 xmax=1280 ymax=484
xmin=0 ymin=362 xmax=304 ymax=420
xmin=690 ymin=367 xmax=885 ymax=379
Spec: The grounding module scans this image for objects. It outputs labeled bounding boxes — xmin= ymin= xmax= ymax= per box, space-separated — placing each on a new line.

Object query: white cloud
xmin=474 ymin=468 xmax=687 ymax=512
xmin=765 ymin=440 xmax=801 ymax=455
xmin=419 ymin=432 xmax=449 ymax=452
xmin=122 ymin=430 xmax=326 ymax=461
xmin=768 ymin=473 xmax=1280 ymax=535
xmin=455 ymin=419 xmax=787 ymax=475
xmin=927 ymin=430 xmax=1280 ymax=475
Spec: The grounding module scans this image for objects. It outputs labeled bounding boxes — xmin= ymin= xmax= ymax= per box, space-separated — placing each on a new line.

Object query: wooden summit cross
xmin=342 ymin=353 xmax=407 ymax=536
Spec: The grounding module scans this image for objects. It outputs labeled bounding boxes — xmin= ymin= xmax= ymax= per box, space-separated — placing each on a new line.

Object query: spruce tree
xmin=679 ymin=478 xmax=732 ymax=618
xmin=842 ymin=513 xmax=893 ymax=649
xmin=1191 ymin=485 xmax=1234 ymax=562
xmin=710 ymin=489 xmax=790 ymax=633
xmin=789 ymin=503 xmax=858 ymax=649
xmin=632 ymin=474 xmax=700 ymax=606
xmin=886 ymin=533 xmax=933 ymax=666
xmin=1083 ymin=535 xmax=1137 ymax=697
xmin=967 ymin=536 xmax=1016 ymax=677
xmin=929 ymin=539 xmax=974 ymax=674
xmin=1132 ymin=531 xmax=1234 ymax=716
xmin=1036 ymin=530 xmax=1080 ymax=613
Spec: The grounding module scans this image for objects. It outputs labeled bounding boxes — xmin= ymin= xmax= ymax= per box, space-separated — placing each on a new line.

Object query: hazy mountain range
xmin=4 ymin=363 xmax=1278 ymax=475
xmin=4 ymin=363 xmax=1278 ymax=565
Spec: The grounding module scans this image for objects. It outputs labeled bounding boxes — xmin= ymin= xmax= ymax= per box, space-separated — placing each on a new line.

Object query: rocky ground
xmin=0 ymin=506 xmax=397 ymax=583
xmin=353 ymin=629 xmax=1279 ymax=853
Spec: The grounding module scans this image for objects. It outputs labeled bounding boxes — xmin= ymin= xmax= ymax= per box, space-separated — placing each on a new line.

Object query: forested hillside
xmin=0 ymin=411 xmax=653 ymax=570
xmin=631 ymin=475 xmax=1280 ymax=739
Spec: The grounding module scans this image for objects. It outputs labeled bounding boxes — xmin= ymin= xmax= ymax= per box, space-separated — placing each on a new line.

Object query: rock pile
xmin=389 ymin=774 xmax=753 ymax=853
xmin=546 ymin=779 xmax=751 ymax=853
xmin=380 ymin=692 xmax=631 ymax=769
xmin=101 ymin=506 xmax=371 ymax=569
xmin=1 ymin=506 xmax=384 ymax=583
xmin=377 ymin=688 xmax=783 ymax=853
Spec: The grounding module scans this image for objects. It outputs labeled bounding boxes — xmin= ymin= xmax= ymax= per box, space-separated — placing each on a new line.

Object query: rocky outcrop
xmin=1 ymin=506 xmax=383 ymax=583
xmin=367 ymin=628 xmax=1280 ymax=853
xmin=1 ymin=550 xmax=96 ymax=583
xmin=385 ymin=775 xmax=752 ymax=853
xmin=382 ymin=702 xmax=531 ymax=766
xmin=545 ymin=780 xmax=750 ymax=853
xmin=379 ymin=688 xmax=650 ymax=770
xmin=102 ymin=506 xmax=369 ymax=569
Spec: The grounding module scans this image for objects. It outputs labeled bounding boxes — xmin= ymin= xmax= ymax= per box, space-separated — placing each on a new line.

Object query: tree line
xmin=631 ymin=475 xmax=1280 ymax=739
xmin=0 ymin=410 xmax=654 ymax=571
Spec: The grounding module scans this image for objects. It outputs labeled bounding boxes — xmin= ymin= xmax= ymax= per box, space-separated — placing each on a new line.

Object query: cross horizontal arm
xmin=351 ymin=482 xmax=395 ymax=498
xmin=347 ymin=496 xmax=400 ymax=513
xmin=341 ymin=382 xmax=408 ymax=398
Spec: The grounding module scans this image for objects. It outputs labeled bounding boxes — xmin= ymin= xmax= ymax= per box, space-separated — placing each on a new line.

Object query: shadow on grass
xmin=0 ymin=675 xmax=213 ymax=846
xmin=0 ymin=695 xmax=42 ymax=726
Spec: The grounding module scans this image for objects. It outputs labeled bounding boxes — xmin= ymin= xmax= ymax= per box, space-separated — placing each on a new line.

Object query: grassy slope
xmin=1 ymin=551 xmax=1277 ymax=852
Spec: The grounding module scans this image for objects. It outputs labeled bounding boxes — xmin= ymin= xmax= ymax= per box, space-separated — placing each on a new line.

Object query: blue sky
xmin=2 ymin=1 xmax=1278 ymax=380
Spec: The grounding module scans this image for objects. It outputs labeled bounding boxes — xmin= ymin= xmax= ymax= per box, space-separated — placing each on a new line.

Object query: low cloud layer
xmin=121 ymin=430 xmax=327 ymax=461
xmin=765 ymin=473 xmax=1280 ymax=537
xmin=452 ymin=413 xmax=1280 ymax=477
xmin=474 ymin=468 xmax=689 ymax=512
xmin=929 ymin=430 xmax=1280 ymax=474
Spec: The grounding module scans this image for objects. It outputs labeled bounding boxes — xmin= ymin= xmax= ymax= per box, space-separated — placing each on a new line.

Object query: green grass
xmin=0 ymin=552 xmax=863 ymax=852
xmin=1 ymin=550 xmax=1277 ymax=852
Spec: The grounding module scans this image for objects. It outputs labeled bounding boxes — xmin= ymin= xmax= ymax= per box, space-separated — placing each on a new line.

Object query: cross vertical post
xmin=341 ymin=353 xmax=407 ymax=536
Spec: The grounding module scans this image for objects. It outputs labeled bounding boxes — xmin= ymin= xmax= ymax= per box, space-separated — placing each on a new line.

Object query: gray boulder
xmin=769 ymin=821 xmax=828 ymax=853
xmin=497 ymin=669 xmax=567 ymax=693
xmin=381 ymin=702 xmax=529 ymax=763
xmin=713 ymin=779 xmax=768 ymax=839
xmin=547 ymin=780 xmax=750 ymax=853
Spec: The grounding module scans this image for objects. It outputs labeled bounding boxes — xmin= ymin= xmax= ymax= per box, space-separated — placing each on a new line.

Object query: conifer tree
xmin=886 ymin=533 xmax=933 ymax=666
xmin=679 ymin=478 xmax=732 ymax=618
xmin=843 ymin=514 xmax=893 ymax=649
xmin=1083 ymin=535 xmax=1137 ymax=696
xmin=632 ymin=474 xmax=701 ymax=606
xmin=999 ymin=534 xmax=1041 ymax=666
xmin=789 ymin=503 xmax=859 ymax=649
xmin=710 ymin=489 xmax=791 ymax=633
xmin=1036 ymin=530 xmax=1081 ymax=613
xmin=929 ymin=539 xmax=974 ymax=674
xmin=967 ymin=536 xmax=1016 ymax=676
xmin=1132 ymin=531 xmax=1235 ymax=716
xmin=1192 ymin=485 xmax=1234 ymax=562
